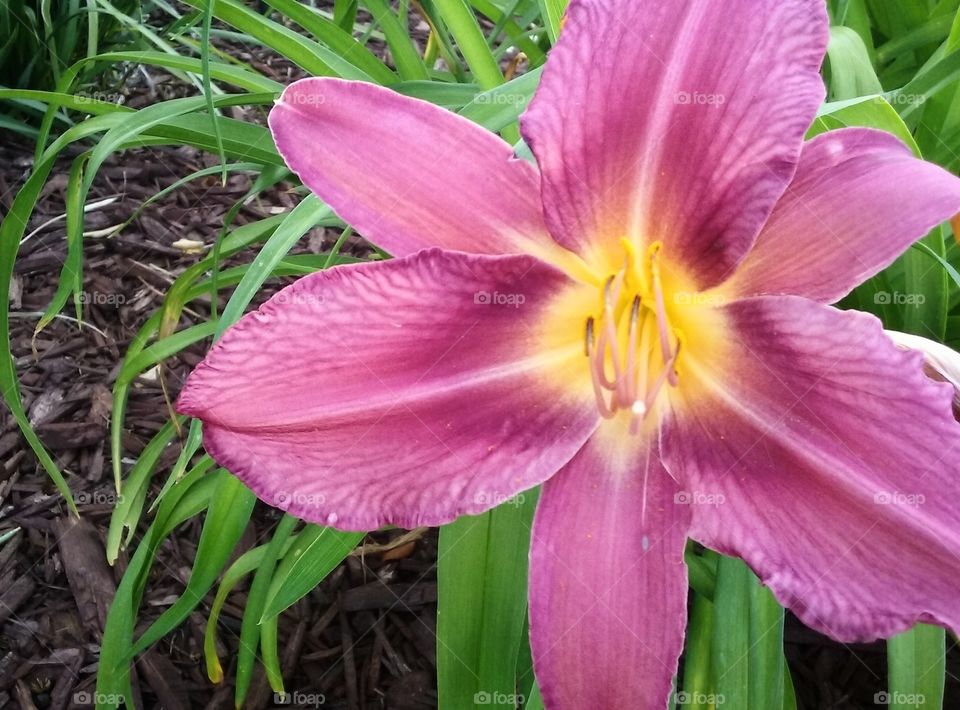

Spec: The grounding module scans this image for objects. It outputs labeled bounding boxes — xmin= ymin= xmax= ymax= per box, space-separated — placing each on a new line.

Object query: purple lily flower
xmin=177 ymin=0 xmax=960 ymax=706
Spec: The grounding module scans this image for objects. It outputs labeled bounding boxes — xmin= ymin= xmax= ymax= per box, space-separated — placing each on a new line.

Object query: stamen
xmin=649 ymin=243 xmax=679 ymax=387
xmin=598 ymin=275 xmax=623 ymax=389
xmin=585 ymin=318 xmax=617 ymax=419
xmin=622 ymin=296 xmax=641 ymax=404
xmin=582 ymin=241 xmax=684 ymax=429
xmin=643 ymin=346 xmax=680 ymax=411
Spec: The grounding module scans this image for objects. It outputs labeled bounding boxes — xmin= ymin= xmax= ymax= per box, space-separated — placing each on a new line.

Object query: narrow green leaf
xmin=433 ymin=0 xmax=504 ymax=89
xmin=182 ymin=0 xmax=378 ymax=81
xmin=0 ymin=88 xmax=133 ymax=114
xmin=98 ymin=467 xmax=223 ymax=707
xmin=204 ymin=532 xmax=303 ymax=683
xmin=126 ymin=474 xmax=255 ymax=659
xmin=36 ymin=153 xmax=87 ymax=332
xmin=890 ymin=48 xmax=960 ymax=122
xmin=261 ymin=613 xmax=284 ymax=692
xmin=106 ymin=418 xmax=185 ymax=561
xmin=261 ymin=525 xmax=364 ymax=620
xmin=680 ymin=591 xmax=715 ymax=710
xmin=362 ymin=0 xmax=430 ymax=80
xmin=876 ymin=13 xmax=953 ymax=66
xmin=903 ymin=224 xmax=949 ymax=340
xmin=265 ymin=0 xmax=398 ymax=85
xmin=236 ymin=514 xmax=299 ymax=706
xmin=826 ymin=26 xmax=883 ymax=100
xmin=88 ymin=50 xmax=282 ymax=91
xmin=783 ymin=657 xmax=798 ymax=710
xmin=536 ymin=0 xmax=565 ymax=44
xmin=711 ymin=556 xmax=785 ymax=710
xmin=524 ymin=681 xmax=544 ymax=710
xmin=458 ymin=66 xmax=541 ymax=132
xmin=200 ymin=0 xmax=228 ymax=182
xmin=888 ymin=624 xmax=945 ymax=710
xmin=467 ymin=0 xmax=545 ymax=65
xmin=437 ymin=492 xmax=537 ymax=709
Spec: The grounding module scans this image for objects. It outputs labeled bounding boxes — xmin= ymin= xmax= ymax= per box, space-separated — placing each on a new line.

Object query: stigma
xmin=584 ymin=240 xmax=682 ymax=432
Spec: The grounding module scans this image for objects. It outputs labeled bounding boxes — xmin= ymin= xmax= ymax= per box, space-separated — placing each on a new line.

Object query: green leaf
xmin=889 ymin=47 xmax=960 ymax=122
xmin=535 ymin=0 xmax=565 ymax=44
xmin=812 ymin=95 xmax=917 ymax=148
xmin=826 ymin=26 xmax=883 ymax=100
xmin=261 ymin=525 xmax=364 ymax=620
xmin=200 ymin=0 xmax=227 ymax=181
xmin=218 ymin=196 xmax=334 ymax=330
xmin=524 ymin=681 xmax=544 ymax=710
xmin=888 ymin=624 xmax=946 ymax=710
xmin=203 ymin=531 xmax=303 ymax=683
xmin=106 ymin=418 xmax=185 ymax=561
xmin=126 ymin=474 xmax=256 ymax=659
xmin=903 ymin=224 xmax=949 ymax=340
xmin=264 ymin=0 xmax=398 ymax=85
xmin=433 ymin=0 xmax=504 ymax=89
xmin=437 ymin=492 xmax=538 ymax=709
xmin=236 ymin=514 xmax=299 ymax=706
xmin=711 ymin=556 xmax=785 ymax=710
xmin=182 ymin=0 xmax=380 ymax=81
xmin=680 ymin=591 xmax=715 ymax=710
xmin=89 ymin=50 xmax=282 ymax=91
xmin=458 ymin=66 xmax=541 ymax=132
xmin=362 ymin=0 xmax=430 ymax=81
xmin=467 ymin=0 xmax=546 ymax=66
xmin=98 ymin=467 xmax=224 ymax=707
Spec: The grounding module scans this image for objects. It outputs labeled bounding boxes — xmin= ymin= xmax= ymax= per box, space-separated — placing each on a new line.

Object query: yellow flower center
xmin=538 ymin=238 xmax=729 ymax=435
xmin=583 ymin=239 xmax=682 ymax=433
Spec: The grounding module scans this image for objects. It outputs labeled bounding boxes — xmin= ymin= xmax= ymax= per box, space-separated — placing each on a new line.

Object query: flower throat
xmin=584 ymin=240 xmax=682 ymax=432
